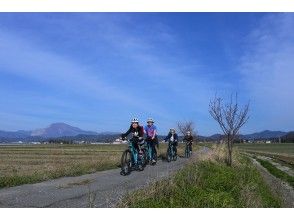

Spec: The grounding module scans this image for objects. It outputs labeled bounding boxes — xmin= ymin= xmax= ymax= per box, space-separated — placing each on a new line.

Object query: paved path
xmin=0 ymin=147 xmax=209 ymax=208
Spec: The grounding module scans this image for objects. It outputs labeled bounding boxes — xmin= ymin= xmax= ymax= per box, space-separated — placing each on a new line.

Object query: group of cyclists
xmin=121 ymin=118 xmax=194 ymax=172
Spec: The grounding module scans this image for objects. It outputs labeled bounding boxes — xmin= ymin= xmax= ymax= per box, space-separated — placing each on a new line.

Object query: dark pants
xmin=146 ymin=137 xmax=158 ymax=160
xmin=186 ymin=143 xmax=192 ymax=152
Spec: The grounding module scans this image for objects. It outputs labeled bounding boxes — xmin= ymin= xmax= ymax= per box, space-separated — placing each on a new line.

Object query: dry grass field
xmin=0 ymin=142 xmax=201 ymax=188
xmin=236 ymin=143 xmax=294 ymax=165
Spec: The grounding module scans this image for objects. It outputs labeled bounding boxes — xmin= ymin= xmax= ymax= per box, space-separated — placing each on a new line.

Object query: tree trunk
xmin=228 ymin=143 xmax=232 ymax=166
xmin=226 ymin=134 xmax=233 ymax=166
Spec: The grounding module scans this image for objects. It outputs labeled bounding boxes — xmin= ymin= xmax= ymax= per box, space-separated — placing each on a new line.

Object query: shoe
xmin=152 ymin=159 xmax=156 ymax=163
xmin=138 ymin=164 xmax=143 ymax=171
xmin=134 ymin=164 xmax=139 ymax=171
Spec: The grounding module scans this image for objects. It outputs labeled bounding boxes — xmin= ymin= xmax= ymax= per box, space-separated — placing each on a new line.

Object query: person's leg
xmin=173 ymin=143 xmax=177 ymax=156
xmin=150 ymin=140 xmax=156 ymax=161
xmin=131 ymin=142 xmax=138 ymax=165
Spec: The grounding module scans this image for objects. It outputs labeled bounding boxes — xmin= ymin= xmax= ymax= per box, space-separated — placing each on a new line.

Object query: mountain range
xmin=0 ymin=122 xmax=291 ymax=142
xmin=0 ymin=123 xmax=98 ymax=139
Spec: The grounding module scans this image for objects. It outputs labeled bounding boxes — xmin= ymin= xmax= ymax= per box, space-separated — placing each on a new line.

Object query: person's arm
xmin=152 ymin=126 xmax=157 ymax=139
xmin=121 ymin=126 xmax=131 ymax=138
xmin=175 ymin=134 xmax=178 ymax=142
xmin=139 ymin=126 xmax=144 ymax=137
xmin=164 ymin=133 xmax=171 ymax=142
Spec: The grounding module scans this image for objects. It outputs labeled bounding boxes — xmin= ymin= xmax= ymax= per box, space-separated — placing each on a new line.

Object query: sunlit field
xmin=236 ymin=143 xmax=294 ymax=165
xmin=0 ymin=143 xmax=202 ymax=188
xmin=236 ymin=143 xmax=294 ymax=155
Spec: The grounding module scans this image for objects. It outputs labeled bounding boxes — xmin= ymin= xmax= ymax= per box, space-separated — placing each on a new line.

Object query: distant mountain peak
xmin=30 ymin=122 xmax=97 ymax=138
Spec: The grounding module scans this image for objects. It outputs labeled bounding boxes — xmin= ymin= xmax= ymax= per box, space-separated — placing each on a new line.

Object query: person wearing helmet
xmin=144 ymin=118 xmax=158 ymax=164
xmin=164 ymin=128 xmax=178 ymax=156
xmin=183 ymin=131 xmax=194 ymax=154
xmin=121 ymin=118 xmax=144 ymax=170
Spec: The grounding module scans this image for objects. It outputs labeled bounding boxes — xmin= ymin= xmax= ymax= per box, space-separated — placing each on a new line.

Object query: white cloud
xmin=0 ymin=28 xmax=175 ymax=127
xmin=239 ymin=13 xmax=294 ymax=131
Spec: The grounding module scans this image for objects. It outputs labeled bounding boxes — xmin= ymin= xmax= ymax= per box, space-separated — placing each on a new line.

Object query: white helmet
xmin=187 ymin=131 xmax=191 ymax=135
xmin=147 ymin=118 xmax=154 ymax=123
xmin=131 ymin=118 xmax=139 ymax=123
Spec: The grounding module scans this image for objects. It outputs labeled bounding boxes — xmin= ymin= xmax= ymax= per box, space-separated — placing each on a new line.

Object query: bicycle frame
xmin=185 ymin=142 xmax=191 ymax=158
xmin=128 ymin=140 xmax=146 ymax=166
xmin=167 ymin=141 xmax=176 ymax=161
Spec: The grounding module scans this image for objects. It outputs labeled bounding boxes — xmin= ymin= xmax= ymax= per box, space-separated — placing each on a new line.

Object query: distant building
xmin=112 ymin=138 xmax=127 ymax=144
xmin=265 ymin=140 xmax=271 ymax=144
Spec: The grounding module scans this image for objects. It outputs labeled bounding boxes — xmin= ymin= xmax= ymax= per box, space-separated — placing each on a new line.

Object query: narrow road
xmin=0 ymin=147 xmax=209 ymax=208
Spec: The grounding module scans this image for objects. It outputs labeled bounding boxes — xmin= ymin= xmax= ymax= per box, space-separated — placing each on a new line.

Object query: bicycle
xmin=184 ymin=141 xmax=192 ymax=158
xmin=120 ymin=138 xmax=147 ymax=176
xmin=166 ymin=141 xmax=177 ymax=162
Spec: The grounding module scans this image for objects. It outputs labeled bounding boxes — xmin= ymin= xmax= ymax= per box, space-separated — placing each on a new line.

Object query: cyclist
xmin=144 ymin=118 xmax=158 ymax=164
xmin=164 ymin=128 xmax=178 ymax=157
xmin=183 ymin=131 xmax=193 ymax=155
xmin=121 ymin=118 xmax=145 ymax=170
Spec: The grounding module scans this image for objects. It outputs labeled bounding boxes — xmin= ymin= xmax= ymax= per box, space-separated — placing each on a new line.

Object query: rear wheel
xmin=173 ymin=153 xmax=177 ymax=161
xmin=120 ymin=149 xmax=132 ymax=176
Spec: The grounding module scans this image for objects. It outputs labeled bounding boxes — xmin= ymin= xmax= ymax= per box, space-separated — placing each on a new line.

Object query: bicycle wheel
xmin=140 ymin=149 xmax=148 ymax=168
xmin=185 ymin=145 xmax=189 ymax=158
xmin=146 ymin=143 xmax=152 ymax=163
xmin=173 ymin=146 xmax=177 ymax=161
xmin=173 ymin=152 xmax=178 ymax=161
xmin=166 ymin=145 xmax=172 ymax=162
xmin=120 ymin=149 xmax=132 ymax=176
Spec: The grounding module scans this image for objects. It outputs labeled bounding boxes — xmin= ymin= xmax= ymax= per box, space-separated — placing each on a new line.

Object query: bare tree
xmin=209 ymin=93 xmax=249 ymax=166
xmin=177 ymin=121 xmax=197 ymax=141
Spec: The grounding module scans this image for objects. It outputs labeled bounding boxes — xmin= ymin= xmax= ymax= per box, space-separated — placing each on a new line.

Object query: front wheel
xmin=173 ymin=152 xmax=177 ymax=161
xmin=166 ymin=146 xmax=172 ymax=162
xmin=185 ymin=146 xmax=190 ymax=158
xmin=120 ymin=149 xmax=132 ymax=176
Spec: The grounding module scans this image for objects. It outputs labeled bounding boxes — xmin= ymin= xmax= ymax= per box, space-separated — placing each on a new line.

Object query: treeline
xmin=281 ymin=131 xmax=294 ymax=143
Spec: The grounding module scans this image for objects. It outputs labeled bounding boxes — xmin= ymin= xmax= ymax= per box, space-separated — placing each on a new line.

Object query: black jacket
xmin=183 ymin=135 xmax=193 ymax=143
xmin=122 ymin=125 xmax=144 ymax=139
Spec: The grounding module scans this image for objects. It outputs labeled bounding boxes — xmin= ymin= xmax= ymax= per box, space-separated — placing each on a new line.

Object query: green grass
xmin=256 ymin=158 xmax=294 ymax=188
xmin=119 ymin=154 xmax=281 ymax=208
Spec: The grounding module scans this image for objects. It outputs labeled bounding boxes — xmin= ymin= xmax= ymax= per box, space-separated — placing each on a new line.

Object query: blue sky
xmin=0 ymin=13 xmax=293 ymax=135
